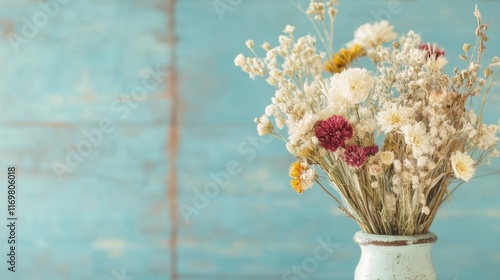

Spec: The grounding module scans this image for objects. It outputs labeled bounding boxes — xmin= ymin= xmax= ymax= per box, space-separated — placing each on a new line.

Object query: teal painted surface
xmin=0 ymin=0 xmax=498 ymax=279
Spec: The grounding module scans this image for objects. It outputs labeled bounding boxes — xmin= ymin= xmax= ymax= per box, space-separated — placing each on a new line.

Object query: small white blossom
xmin=261 ymin=42 xmax=271 ymax=51
xmin=416 ymin=156 xmax=429 ymax=168
xmin=450 ymin=151 xmax=476 ymax=181
xmin=245 ymin=39 xmax=254 ymax=49
xmin=475 ymin=124 xmax=499 ymax=150
xmin=276 ymin=117 xmax=286 ymax=129
xmin=264 ymin=105 xmax=275 ymax=116
xmin=255 ymin=115 xmax=274 ymax=136
xmin=300 ymin=167 xmax=316 ymax=191
xmin=234 ymin=54 xmax=246 ymax=67
xmin=284 ymin=25 xmax=295 ymax=33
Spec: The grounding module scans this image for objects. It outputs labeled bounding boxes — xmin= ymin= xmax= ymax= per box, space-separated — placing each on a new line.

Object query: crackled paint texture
xmin=0 ymin=0 xmax=499 ymax=279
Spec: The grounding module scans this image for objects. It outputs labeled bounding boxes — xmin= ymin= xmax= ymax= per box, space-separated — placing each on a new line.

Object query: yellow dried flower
xmin=289 ymin=162 xmax=304 ymax=194
xmin=289 ymin=161 xmax=316 ymax=194
xmin=325 ymin=44 xmax=365 ymax=73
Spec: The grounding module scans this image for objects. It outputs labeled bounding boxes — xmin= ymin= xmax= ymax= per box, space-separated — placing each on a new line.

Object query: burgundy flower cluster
xmin=314 ymin=115 xmax=378 ymax=168
xmin=314 ymin=115 xmax=353 ymax=152
xmin=343 ymin=144 xmax=379 ymax=168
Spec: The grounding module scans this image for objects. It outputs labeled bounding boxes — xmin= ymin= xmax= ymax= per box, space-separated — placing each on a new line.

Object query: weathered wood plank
xmin=0 ymin=126 xmax=171 ymax=279
xmin=0 ymin=0 xmax=172 ymax=279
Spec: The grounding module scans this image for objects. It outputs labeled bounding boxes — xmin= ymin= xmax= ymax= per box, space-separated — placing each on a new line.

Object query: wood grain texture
xmin=0 ymin=0 xmax=498 ymax=279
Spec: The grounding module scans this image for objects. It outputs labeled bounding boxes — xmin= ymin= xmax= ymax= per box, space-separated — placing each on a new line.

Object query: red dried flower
xmin=364 ymin=145 xmax=379 ymax=157
xmin=314 ymin=115 xmax=353 ymax=152
xmin=344 ymin=145 xmax=368 ymax=168
xmin=418 ymin=43 xmax=445 ymax=58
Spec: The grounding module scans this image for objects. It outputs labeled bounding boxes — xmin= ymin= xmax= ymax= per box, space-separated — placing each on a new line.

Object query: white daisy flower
xmin=450 ymin=151 xmax=476 ymax=181
xmin=326 ymin=75 xmax=354 ymax=114
xmin=401 ymin=122 xmax=433 ymax=158
xmin=336 ymin=68 xmax=374 ymax=104
xmin=348 ymin=20 xmax=397 ymax=49
xmin=376 ymin=105 xmax=415 ymax=133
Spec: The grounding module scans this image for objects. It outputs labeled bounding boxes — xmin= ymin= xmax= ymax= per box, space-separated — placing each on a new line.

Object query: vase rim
xmin=353 ymin=230 xmax=437 ymax=246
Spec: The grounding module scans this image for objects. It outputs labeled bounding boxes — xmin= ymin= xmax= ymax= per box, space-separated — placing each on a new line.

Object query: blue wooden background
xmin=0 ymin=0 xmax=498 ymax=279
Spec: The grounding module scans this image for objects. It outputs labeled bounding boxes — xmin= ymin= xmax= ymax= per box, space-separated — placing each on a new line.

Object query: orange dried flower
xmin=325 ymin=44 xmax=366 ymax=73
xmin=289 ymin=161 xmax=316 ymax=194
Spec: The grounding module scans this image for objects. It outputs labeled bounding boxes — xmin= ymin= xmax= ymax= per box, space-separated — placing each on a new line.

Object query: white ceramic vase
xmin=353 ymin=231 xmax=438 ymax=280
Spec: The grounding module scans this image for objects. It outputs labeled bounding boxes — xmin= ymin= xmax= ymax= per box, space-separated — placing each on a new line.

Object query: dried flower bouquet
xmin=235 ymin=0 xmax=500 ymax=235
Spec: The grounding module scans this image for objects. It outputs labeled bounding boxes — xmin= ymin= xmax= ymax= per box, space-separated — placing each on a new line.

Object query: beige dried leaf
xmin=490 ymin=56 xmax=500 ymax=67
xmin=474 ymin=5 xmax=481 ymax=22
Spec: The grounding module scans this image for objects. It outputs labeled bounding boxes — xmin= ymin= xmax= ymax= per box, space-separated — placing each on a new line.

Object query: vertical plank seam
xmin=167 ymin=0 xmax=179 ymax=279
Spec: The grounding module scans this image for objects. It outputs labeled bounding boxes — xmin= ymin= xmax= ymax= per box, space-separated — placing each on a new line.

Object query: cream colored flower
xmin=379 ymin=151 xmax=395 ymax=165
xmin=276 ymin=117 xmax=286 ymax=129
xmin=336 ymin=68 xmax=374 ymax=104
xmin=234 ymin=54 xmax=246 ymax=67
xmin=450 ymin=151 xmax=475 ymax=181
xmin=348 ymin=20 xmax=397 ymax=49
xmin=288 ymin=112 xmax=318 ymax=145
xmin=326 ymin=76 xmax=354 ymax=114
xmin=377 ymin=105 xmax=414 ymax=133
xmin=255 ymin=115 xmax=274 ymax=136
xmin=284 ymin=25 xmax=295 ymax=33
xmin=401 ymin=122 xmax=433 ymax=158
xmin=245 ymin=39 xmax=254 ymax=49
xmin=261 ymin=42 xmax=271 ymax=51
